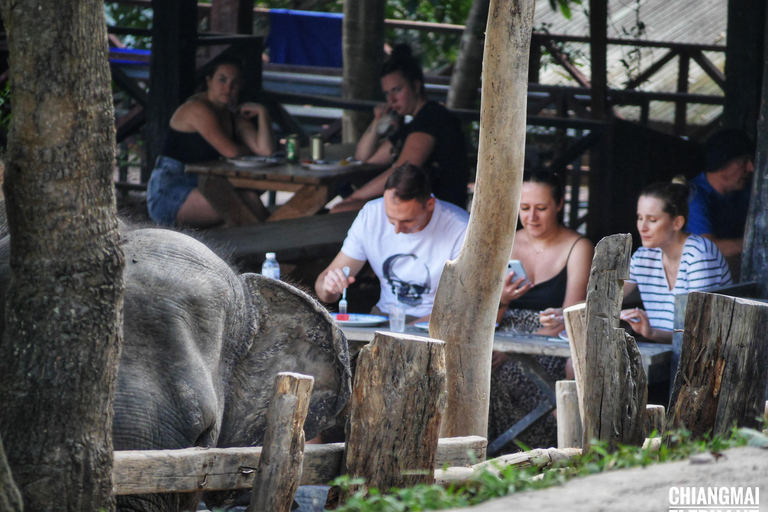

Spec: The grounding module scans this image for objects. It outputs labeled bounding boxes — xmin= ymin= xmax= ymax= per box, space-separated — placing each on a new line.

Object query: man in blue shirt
xmin=688 ymin=129 xmax=755 ymax=262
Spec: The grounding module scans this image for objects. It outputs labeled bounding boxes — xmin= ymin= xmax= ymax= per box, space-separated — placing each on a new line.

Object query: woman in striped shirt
xmin=620 ymin=182 xmax=732 ymax=342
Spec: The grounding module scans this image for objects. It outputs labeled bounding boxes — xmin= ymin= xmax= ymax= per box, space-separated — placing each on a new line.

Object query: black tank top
xmin=509 ymin=236 xmax=584 ymax=311
xmin=160 ymin=127 xmax=222 ymax=164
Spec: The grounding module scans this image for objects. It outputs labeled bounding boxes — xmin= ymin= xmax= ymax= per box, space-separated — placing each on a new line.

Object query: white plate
xmin=331 ymin=313 xmax=388 ymax=327
xmin=559 ymin=330 xmax=569 ymax=341
xmin=414 ymin=321 xmax=430 ymax=331
xmin=301 ymin=159 xmax=361 ymax=171
xmin=226 ymin=156 xmax=284 ymax=168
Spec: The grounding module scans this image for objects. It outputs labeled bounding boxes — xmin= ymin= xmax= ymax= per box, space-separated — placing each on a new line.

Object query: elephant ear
xmin=217 ymin=273 xmax=351 ymax=448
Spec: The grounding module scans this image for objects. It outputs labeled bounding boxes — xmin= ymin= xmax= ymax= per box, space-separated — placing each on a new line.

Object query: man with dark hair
xmin=688 ymin=129 xmax=755 ymax=260
xmin=315 ymin=164 xmax=468 ymax=321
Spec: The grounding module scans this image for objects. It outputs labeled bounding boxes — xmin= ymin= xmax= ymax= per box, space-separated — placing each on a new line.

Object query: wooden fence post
xmin=556 ymin=380 xmax=582 ymax=449
xmin=343 ymin=332 xmax=446 ymax=497
xmin=667 ymin=292 xmax=768 ymax=439
xmin=247 ymin=372 xmax=314 ymax=512
xmin=581 ymin=234 xmax=647 ymax=451
xmin=563 ymin=302 xmax=587 ymax=423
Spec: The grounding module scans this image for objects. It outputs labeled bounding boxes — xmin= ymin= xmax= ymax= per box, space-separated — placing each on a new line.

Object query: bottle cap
xmin=266 ymin=252 xmax=276 ymax=259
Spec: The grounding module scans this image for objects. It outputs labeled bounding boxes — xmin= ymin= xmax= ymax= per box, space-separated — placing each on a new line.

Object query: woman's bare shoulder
xmin=171 ymin=97 xmax=217 ymax=129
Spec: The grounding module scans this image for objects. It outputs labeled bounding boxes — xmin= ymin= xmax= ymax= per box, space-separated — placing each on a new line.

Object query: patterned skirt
xmin=488 ymin=308 xmax=567 ymax=453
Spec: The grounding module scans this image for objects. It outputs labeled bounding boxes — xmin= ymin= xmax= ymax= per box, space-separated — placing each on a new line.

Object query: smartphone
xmin=506 ymin=260 xmax=529 ymax=284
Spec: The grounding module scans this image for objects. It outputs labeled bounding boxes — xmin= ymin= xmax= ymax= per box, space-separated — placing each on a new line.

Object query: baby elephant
xmin=0 ymin=227 xmax=351 ymax=512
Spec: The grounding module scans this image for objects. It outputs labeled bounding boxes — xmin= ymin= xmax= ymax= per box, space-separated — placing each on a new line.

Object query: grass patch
xmin=330 ymin=427 xmax=766 ymax=511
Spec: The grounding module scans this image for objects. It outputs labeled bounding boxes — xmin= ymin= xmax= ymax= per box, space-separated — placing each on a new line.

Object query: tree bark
xmin=431 ymin=0 xmax=535 ymax=438
xmin=446 ymin=0 xmax=491 ymax=110
xmin=343 ymin=332 xmax=446 ymax=495
xmin=0 ymin=1 xmax=124 ymax=511
xmin=0 ymin=435 xmax=22 ymax=512
xmin=342 ymin=0 xmax=386 ymax=142
xmin=667 ymin=292 xmax=768 ymax=439
xmin=741 ymin=11 xmax=768 ymax=296
xmin=247 ymin=373 xmax=314 ymax=512
xmin=581 ymin=234 xmax=647 ymax=451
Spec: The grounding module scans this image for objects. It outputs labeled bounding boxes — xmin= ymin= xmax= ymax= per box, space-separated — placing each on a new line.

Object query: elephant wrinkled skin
xmin=0 ymin=227 xmax=351 ymax=512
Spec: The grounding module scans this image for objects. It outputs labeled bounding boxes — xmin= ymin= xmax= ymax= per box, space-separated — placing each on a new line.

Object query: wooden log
xmin=643 ymin=404 xmax=666 ymax=438
xmin=246 ymin=372 xmax=314 ymax=512
xmin=556 ymin=380 xmax=583 ymax=449
xmin=563 ymin=302 xmax=587 ymax=422
xmin=344 ymin=332 xmax=446 ymax=494
xmin=112 ymin=436 xmax=486 ymax=496
xmin=431 ymin=0 xmax=536 ymax=439
xmin=582 ymin=234 xmax=647 ymax=451
xmin=667 ymin=292 xmax=768 ymax=439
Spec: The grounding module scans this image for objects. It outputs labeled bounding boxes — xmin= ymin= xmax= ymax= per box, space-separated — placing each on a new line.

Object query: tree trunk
xmin=741 ymin=11 xmax=768 ymax=296
xmin=342 ymin=0 xmax=386 ymax=142
xmin=0 ymin=1 xmax=124 ymax=511
xmin=0 ymin=435 xmax=22 ymax=512
xmin=431 ymin=0 xmax=535 ymax=438
xmin=446 ymin=0 xmax=491 ymax=110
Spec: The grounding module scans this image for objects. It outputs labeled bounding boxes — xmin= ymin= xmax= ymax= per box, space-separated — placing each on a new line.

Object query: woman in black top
xmin=147 ymin=59 xmax=274 ymax=227
xmin=332 ymin=44 xmax=469 ymax=212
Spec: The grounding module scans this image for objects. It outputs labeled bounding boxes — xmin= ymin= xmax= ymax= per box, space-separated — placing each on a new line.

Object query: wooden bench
xmin=198 ymin=211 xmax=357 ymax=269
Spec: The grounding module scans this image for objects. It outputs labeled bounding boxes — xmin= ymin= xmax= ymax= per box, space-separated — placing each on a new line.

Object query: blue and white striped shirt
xmin=629 ymin=234 xmax=732 ymax=331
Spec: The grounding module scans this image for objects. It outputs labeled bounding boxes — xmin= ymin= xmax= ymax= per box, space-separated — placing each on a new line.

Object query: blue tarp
xmin=265 ymin=9 xmax=343 ymax=68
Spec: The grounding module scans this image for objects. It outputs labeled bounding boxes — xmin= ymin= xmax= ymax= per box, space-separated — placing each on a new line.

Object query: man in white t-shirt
xmin=315 ymin=164 xmax=469 ymax=320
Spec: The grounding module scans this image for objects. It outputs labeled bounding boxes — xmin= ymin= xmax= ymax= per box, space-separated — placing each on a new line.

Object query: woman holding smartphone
xmin=489 ymin=169 xmax=594 ymax=453
xmin=619 ymin=181 xmax=732 ymax=342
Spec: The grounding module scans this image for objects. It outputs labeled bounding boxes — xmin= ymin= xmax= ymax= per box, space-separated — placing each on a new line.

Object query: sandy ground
xmin=453 ymin=446 xmax=768 ymax=512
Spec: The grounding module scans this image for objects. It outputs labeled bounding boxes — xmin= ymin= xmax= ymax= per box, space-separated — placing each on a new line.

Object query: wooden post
xmin=563 ymin=302 xmax=587 ymax=423
xmin=344 ymin=332 xmax=446 ymax=495
xmin=247 ymin=372 xmax=314 ymax=512
xmin=582 ymin=234 xmax=647 ymax=451
xmin=446 ymin=0 xmax=490 ymax=110
xmin=431 ymin=0 xmax=535 ymax=439
xmin=643 ymin=405 xmax=666 ymax=438
xmin=667 ymin=292 xmax=768 ymax=439
xmin=556 ymin=380 xmax=582 ymax=449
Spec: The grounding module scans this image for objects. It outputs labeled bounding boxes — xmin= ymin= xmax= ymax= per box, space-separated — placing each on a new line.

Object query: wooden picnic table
xmin=340 ymin=323 xmax=672 ymax=455
xmin=185 ymin=143 xmax=387 ymax=226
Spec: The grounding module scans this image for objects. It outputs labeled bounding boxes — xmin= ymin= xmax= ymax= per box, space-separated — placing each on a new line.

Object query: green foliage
xmin=0 ymin=82 xmax=11 ymax=131
xmin=329 ymin=427 xmax=755 ymax=512
xmin=104 ymin=2 xmax=152 ymax=49
xmin=548 ymin=0 xmax=582 ymax=20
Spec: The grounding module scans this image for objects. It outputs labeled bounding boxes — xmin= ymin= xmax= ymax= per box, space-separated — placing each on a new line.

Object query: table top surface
xmin=340 ymin=324 xmax=672 ymax=365
xmin=185 ymin=143 xmax=386 ymax=185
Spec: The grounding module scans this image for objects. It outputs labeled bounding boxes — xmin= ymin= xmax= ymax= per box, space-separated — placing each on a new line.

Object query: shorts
xmin=146 ymin=156 xmax=198 ymax=226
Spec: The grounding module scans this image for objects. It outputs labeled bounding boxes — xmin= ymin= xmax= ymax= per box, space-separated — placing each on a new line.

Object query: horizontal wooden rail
xmin=113 ymin=435 xmax=486 ymax=495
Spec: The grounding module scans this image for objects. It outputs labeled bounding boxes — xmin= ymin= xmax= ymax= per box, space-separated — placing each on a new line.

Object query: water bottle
xmin=261 ymin=252 xmax=280 ymax=280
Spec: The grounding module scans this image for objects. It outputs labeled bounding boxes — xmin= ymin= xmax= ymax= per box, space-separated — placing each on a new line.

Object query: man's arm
xmin=700 ymin=233 xmax=743 ymax=258
xmin=315 ymin=251 xmax=366 ymax=304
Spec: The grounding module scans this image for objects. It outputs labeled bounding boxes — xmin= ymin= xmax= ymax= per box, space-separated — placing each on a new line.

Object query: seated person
xmin=331 ymin=44 xmax=469 ymax=213
xmin=147 ymin=59 xmax=274 ymax=228
xmin=489 ymin=169 xmax=594 ymax=452
xmin=687 ymin=129 xmax=755 ymax=261
xmin=315 ymin=164 xmax=469 ymax=322
xmin=620 ymin=181 xmax=732 ymax=343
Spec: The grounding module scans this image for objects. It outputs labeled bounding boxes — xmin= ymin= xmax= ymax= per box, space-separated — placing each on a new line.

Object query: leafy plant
xmin=328 ymin=427 xmax=757 ymax=512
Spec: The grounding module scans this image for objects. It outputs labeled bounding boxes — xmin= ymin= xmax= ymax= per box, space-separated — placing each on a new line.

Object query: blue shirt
xmin=687 ymin=172 xmax=750 ymax=239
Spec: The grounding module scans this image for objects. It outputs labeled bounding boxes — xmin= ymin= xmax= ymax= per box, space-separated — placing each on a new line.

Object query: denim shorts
xmin=146 ymin=156 xmax=198 ymax=226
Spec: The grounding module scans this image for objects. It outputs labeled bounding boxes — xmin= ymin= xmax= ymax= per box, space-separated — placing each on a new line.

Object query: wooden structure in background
xmin=581 ymin=234 xmax=647 ymax=451
xmin=667 ymin=292 xmax=768 ymax=439
xmin=343 ymin=332 xmax=446 ymax=498
xmin=431 ymin=0 xmax=535 ymax=439
xmin=556 ymin=380 xmax=582 ymax=449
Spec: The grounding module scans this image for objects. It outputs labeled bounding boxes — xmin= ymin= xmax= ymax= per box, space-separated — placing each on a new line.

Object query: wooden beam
xmin=112 ymin=437 xmax=486 ymax=495
xmin=589 ymin=0 xmax=608 ymax=121
xmin=624 ymin=49 xmax=678 ymax=90
xmin=674 ymin=51 xmax=690 ymax=136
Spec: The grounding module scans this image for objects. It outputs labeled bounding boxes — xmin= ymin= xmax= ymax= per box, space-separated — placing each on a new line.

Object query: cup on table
xmin=389 ymin=305 xmax=406 ymax=333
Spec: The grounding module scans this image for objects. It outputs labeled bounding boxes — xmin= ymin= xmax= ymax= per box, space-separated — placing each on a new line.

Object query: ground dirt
xmin=454 ymin=446 xmax=768 ymax=511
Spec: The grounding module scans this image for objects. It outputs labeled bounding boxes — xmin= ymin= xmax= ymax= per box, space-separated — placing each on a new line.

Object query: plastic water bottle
xmin=261 ymin=252 xmax=280 ymax=280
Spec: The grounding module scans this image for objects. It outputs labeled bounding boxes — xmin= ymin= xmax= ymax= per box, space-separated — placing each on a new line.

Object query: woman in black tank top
xmin=489 ymin=170 xmax=594 ymax=454
xmin=146 ymin=59 xmax=274 ymax=228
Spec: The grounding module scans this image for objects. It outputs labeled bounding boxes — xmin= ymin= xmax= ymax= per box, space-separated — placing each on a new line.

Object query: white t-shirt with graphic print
xmin=341 ymin=197 xmax=469 ymax=317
